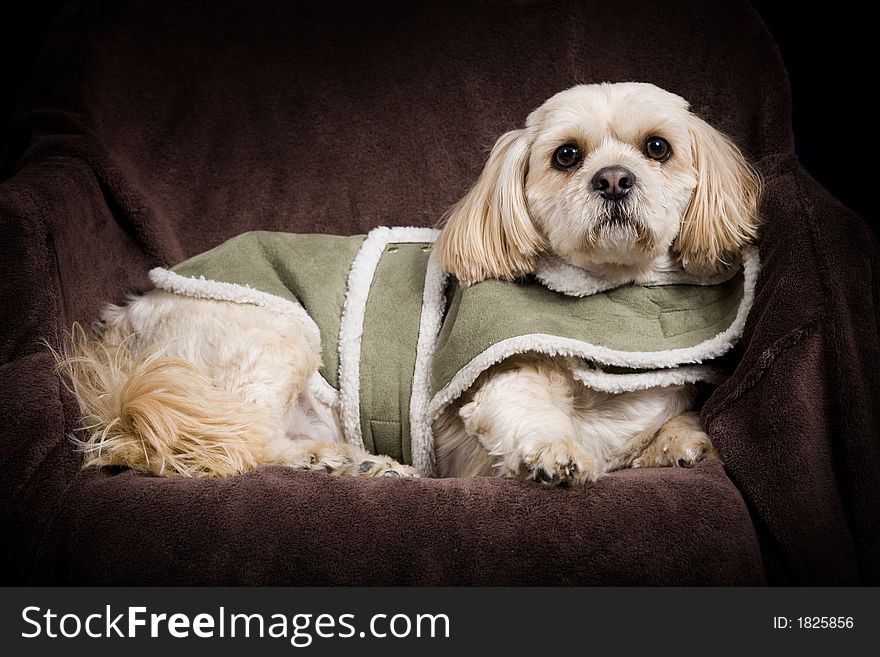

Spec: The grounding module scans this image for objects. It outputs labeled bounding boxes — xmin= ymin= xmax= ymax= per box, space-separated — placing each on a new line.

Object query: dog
xmin=56 ymin=82 xmax=760 ymax=485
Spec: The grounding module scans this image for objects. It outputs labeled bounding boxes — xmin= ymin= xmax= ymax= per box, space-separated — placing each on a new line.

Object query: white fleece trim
xmin=148 ymin=267 xmax=322 ymax=347
xmin=309 ymin=373 xmax=340 ymax=407
xmin=409 ymin=255 xmax=448 ymax=476
xmin=336 ymin=226 xmax=440 ymax=449
xmin=425 ymin=246 xmax=759 ymax=425
xmin=565 ymin=359 xmax=727 ymax=393
xmin=533 ymin=254 xmax=740 ymax=297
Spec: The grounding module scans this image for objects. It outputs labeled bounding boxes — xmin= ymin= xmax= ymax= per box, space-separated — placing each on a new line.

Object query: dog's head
xmin=436 ymin=82 xmax=760 ymax=283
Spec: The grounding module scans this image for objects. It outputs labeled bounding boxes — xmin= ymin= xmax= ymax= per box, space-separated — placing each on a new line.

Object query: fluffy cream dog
xmin=57 ymin=82 xmax=759 ymax=485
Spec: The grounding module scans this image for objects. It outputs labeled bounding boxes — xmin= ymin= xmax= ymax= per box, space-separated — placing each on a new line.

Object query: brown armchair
xmin=1 ymin=0 xmax=876 ymax=584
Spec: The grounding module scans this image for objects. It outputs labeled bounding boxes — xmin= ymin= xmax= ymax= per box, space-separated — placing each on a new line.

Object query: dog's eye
xmin=552 ymin=144 xmax=581 ymax=170
xmin=644 ymin=137 xmax=671 ymax=162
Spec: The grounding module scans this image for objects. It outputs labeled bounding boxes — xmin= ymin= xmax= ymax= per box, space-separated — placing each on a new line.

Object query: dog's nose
xmin=592 ymin=166 xmax=636 ymax=201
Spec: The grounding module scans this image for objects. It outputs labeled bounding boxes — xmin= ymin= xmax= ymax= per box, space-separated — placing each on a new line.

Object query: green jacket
xmin=150 ymin=227 xmax=758 ymax=475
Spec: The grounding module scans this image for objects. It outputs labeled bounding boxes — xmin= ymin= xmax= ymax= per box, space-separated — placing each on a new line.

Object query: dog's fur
xmin=55 ymin=82 xmax=759 ymax=484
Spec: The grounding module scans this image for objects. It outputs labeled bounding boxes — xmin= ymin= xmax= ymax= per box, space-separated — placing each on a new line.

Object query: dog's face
xmin=524 ymin=84 xmax=701 ymax=271
xmin=437 ymin=83 xmax=760 ymax=284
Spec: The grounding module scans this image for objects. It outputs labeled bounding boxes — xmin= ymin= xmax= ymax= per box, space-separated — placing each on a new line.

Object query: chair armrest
xmin=1 ymin=156 xmax=155 ymax=363
xmin=703 ymin=154 xmax=880 ymax=584
xmin=0 ymin=156 xmax=155 ymax=580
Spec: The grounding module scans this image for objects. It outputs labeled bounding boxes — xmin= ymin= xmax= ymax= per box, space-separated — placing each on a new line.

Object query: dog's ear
xmin=675 ymin=114 xmax=761 ymax=273
xmin=436 ymin=129 xmax=545 ymax=284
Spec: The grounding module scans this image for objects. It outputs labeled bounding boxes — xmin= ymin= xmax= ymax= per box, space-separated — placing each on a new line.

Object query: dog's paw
xmin=280 ymin=441 xmax=418 ymax=478
xmin=510 ymin=437 xmax=599 ymax=486
xmin=632 ymin=413 xmax=718 ymax=469
xmin=355 ymin=457 xmax=419 ymax=478
xmin=292 ymin=445 xmax=353 ymax=473
xmin=670 ymin=432 xmax=717 ymax=468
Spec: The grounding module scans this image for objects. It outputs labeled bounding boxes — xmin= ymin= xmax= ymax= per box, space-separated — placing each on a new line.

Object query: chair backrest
xmin=10 ymin=0 xmax=793 ymax=262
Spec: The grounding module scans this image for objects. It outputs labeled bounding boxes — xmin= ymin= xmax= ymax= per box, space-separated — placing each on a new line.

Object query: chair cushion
xmin=32 ymin=460 xmax=764 ymax=585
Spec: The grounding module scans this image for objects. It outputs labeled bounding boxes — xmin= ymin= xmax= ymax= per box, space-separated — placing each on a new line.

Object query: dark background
xmin=0 ymin=1 xmax=872 ymax=234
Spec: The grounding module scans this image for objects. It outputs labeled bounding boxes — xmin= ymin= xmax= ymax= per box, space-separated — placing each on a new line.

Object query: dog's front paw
xmin=669 ymin=431 xmax=716 ymax=468
xmin=632 ymin=413 xmax=718 ymax=469
xmin=509 ymin=437 xmax=599 ymax=486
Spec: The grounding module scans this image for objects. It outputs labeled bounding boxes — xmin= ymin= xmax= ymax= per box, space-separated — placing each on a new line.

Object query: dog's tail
xmin=49 ymin=324 xmax=271 ymax=477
